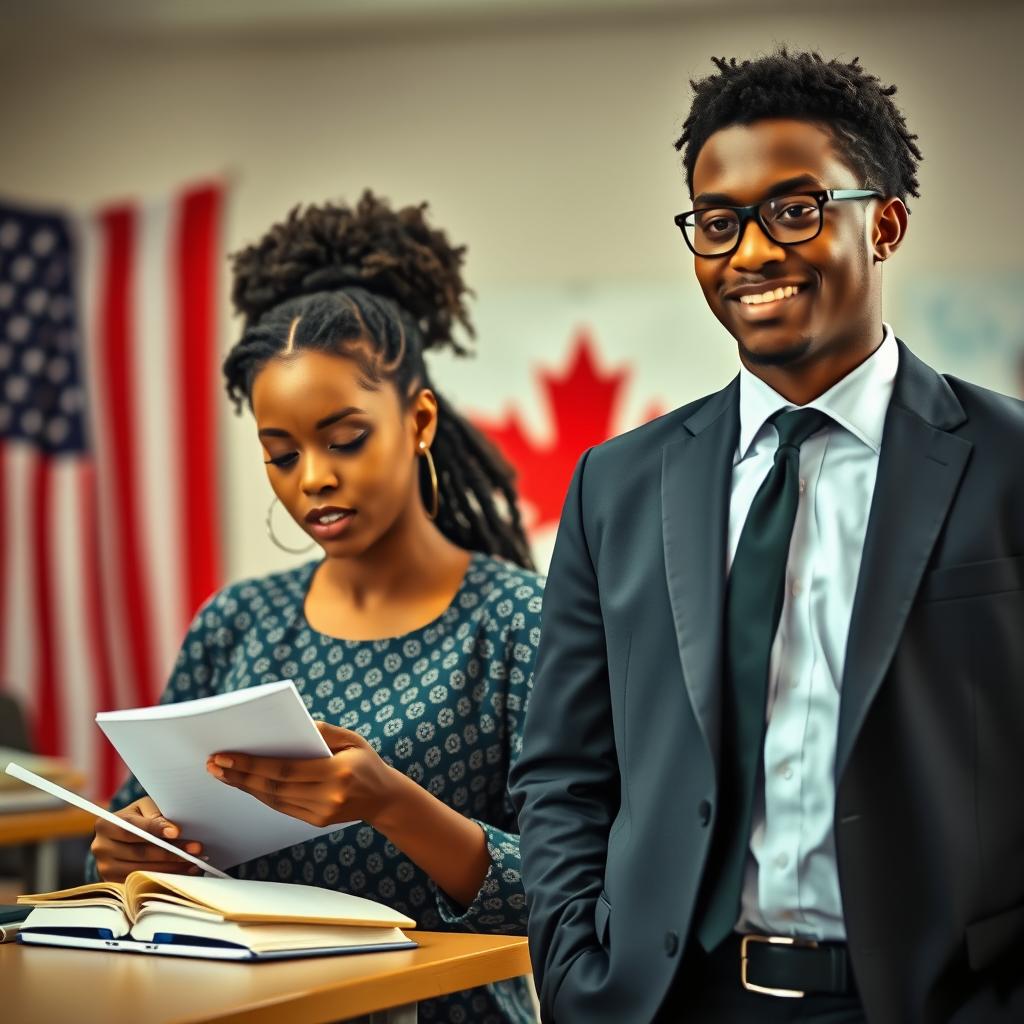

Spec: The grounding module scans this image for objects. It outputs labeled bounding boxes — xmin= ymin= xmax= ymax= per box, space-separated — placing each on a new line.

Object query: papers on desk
xmin=0 ymin=904 xmax=32 ymax=943
xmin=0 ymin=788 xmax=62 ymax=814
xmin=0 ymin=748 xmax=76 ymax=812
xmin=94 ymin=680 xmax=356 ymax=869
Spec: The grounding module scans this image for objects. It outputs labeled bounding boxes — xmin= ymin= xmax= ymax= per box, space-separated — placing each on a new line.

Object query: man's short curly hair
xmin=674 ymin=49 xmax=923 ymax=202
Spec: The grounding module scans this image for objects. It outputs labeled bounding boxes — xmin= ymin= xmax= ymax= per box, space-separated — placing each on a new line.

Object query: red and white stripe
xmin=0 ymin=182 xmax=224 ymax=798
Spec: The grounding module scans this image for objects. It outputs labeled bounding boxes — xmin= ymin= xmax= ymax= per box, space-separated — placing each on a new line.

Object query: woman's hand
xmin=210 ymin=721 xmax=492 ymax=908
xmin=206 ymin=722 xmax=403 ymax=829
xmin=91 ymin=796 xmax=205 ymax=883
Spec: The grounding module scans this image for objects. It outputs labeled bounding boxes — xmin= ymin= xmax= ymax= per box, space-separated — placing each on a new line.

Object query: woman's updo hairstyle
xmin=223 ymin=190 xmax=533 ymax=569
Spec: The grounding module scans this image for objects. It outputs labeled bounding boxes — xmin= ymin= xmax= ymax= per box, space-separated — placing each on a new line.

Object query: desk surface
xmin=0 ymin=805 xmax=96 ymax=845
xmin=0 ymin=930 xmax=531 ymax=1024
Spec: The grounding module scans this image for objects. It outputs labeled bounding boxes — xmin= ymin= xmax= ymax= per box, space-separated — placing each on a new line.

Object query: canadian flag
xmin=434 ymin=284 xmax=736 ymax=569
xmin=449 ymin=278 xmax=1024 ymax=571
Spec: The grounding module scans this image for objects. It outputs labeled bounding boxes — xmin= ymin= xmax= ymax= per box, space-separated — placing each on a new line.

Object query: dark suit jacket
xmin=509 ymin=342 xmax=1024 ymax=1023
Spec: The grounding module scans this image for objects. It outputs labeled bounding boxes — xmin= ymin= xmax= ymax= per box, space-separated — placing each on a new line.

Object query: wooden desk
xmin=0 ymin=930 xmax=531 ymax=1024
xmin=0 ymin=806 xmax=95 ymax=891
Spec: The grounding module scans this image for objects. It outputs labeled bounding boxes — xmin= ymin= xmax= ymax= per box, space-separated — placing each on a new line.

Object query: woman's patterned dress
xmin=89 ymin=551 xmax=544 ymax=1024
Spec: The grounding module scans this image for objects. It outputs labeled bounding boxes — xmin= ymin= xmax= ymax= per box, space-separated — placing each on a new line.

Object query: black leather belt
xmin=736 ymin=933 xmax=856 ymax=998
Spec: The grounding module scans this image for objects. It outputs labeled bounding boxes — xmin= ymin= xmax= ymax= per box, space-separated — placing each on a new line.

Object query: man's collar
xmin=737 ymin=324 xmax=899 ymax=459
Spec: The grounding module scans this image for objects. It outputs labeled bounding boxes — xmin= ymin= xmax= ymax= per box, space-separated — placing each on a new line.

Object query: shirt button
xmin=791 ymin=579 xmax=802 ymax=597
xmin=776 ymin=853 xmax=789 ymax=870
xmin=799 ymin=478 xmax=807 ymax=494
xmin=779 ymin=764 xmax=793 ymax=780
xmin=664 ymin=930 xmax=680 ymax=956
xmin=698 ymin=800 xmax=712 ymax=827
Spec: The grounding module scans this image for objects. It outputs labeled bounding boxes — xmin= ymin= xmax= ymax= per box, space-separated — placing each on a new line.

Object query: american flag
xmin=0 ymin=183 xmax=225 ymax=797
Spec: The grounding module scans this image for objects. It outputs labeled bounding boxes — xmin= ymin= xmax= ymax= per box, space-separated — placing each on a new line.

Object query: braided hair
xmin=223 ymin=190 xmax=534 ymax=569
xmin=674 ymin=49 xmax=923 ymax=203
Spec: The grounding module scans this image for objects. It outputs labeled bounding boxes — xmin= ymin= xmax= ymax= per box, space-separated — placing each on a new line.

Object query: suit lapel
xmin=836 ymin=342 xmax=972 ymax=781
xmin=662 ymin=379 xmax=739 ymax=772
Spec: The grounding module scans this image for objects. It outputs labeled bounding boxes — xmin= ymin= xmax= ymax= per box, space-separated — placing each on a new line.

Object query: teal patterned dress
xmin=89 ymin=551 xmax=544 ymax=1024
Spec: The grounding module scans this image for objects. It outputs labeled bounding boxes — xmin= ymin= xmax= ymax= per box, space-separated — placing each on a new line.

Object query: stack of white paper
xmin=94 ymin=681 xmax=356 ymax=868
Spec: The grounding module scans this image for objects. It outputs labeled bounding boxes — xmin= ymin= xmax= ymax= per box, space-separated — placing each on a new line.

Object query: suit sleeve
xmin=508 ymin=448 xmax=618 ymax=1019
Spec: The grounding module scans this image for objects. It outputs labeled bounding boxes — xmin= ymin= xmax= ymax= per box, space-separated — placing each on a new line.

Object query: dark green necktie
xmin=697 ymin=407 xmax=830 ymax=952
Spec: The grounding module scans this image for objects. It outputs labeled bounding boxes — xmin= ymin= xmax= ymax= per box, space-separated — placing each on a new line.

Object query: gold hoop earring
xmin=419 ymin=442 xmax=439 ymax=520
xmin=265 ymin=496 xmax=315 ymax=554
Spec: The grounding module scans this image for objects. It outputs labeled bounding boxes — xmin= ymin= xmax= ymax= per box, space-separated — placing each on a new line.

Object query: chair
xmin=0 ymin=692 xmax=32 ymax=886
xmin=0 ymin=692 xmax=91 ymax=891
xmin=0 ymin=693 xmax=31 ymax=752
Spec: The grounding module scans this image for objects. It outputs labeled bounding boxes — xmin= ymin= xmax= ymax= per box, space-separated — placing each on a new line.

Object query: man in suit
xmin=509 ymin=50 xmax=1024 ymax=1023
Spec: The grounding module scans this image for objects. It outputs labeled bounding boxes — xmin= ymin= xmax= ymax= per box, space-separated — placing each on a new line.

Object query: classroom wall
xmin=2 ymin=1 xmax=1021 ymax=583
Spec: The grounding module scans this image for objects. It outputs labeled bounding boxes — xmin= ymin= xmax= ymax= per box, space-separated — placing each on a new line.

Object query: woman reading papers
xmin=88 ymin=193 xmax=544 ymax=1024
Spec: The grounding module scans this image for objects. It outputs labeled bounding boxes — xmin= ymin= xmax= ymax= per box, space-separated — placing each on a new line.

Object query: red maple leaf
xmin=473 ymin=329 xmax=663 ymax=532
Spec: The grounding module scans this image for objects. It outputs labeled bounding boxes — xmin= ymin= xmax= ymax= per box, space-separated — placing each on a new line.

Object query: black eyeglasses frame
xmin=674 ymin=189 xmax=883 ymax=258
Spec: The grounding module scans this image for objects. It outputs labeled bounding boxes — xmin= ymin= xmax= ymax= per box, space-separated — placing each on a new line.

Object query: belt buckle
xmin=740 ymin=933 xmax=818 ymax=998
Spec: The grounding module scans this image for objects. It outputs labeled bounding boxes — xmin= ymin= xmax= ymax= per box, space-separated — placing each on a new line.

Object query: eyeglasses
xmin=674 ymin=189 xmax=882 ymax=258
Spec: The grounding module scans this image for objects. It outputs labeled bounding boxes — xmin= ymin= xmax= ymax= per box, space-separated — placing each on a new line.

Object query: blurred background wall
xmin=1 ymin=1 xmax=1022 ymax=763
xmin=4 ymin=0 xmax=1022 ymax=580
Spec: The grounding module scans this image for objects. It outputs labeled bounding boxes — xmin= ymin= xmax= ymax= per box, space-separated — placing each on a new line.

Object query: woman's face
xmin=251 ymin=346 xmax=436 ymax=558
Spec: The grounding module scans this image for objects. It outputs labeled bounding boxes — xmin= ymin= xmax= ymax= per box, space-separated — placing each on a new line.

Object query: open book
xmin=17 ymin=871 xmax=417 ymax=961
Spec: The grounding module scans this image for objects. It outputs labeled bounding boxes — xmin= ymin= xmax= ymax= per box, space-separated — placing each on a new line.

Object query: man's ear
xmin=872 ymin=197 xmax=909 ymax=263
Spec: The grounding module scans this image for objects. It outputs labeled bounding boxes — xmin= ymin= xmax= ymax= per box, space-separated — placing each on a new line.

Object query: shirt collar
xmin=737 ymin=323 xmax=899 ymax=460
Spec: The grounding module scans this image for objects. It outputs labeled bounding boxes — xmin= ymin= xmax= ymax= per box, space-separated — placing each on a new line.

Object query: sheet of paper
xmin=145 ymin=872 xmax=415 ymax=927
xmin=3 ymin=763 xmax=229 ymax=879
xmin=95 ymin=680 xmax=356 ymax=869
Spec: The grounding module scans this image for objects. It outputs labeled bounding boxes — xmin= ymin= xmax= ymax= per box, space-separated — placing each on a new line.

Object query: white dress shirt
xmin=727 ymin=325 xmax=899 ymax=942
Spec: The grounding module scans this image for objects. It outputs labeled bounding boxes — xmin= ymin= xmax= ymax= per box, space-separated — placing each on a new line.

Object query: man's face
xmin=690 ymin=118 xmax=879 ymax=369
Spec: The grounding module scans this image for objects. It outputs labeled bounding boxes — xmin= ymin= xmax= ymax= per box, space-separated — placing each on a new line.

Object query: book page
xmin=18 ymin=879 xmax=126 ymax=905
xmin=19 ymin=896 xmax=125 ymax=914
xmin=95 ymin=680 xmax=355 ymax=868
xmin=129 ymin=911 xmax=409 ymax=953
xmin=134 ymin=902 xmax=225 ymax=924
xmin=133 ymin=872 xmax=416 ymax=929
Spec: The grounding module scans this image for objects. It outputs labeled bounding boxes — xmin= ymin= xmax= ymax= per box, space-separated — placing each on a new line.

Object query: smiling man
xmin=510 ymin=50 xmax=1024 ymax=1023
